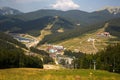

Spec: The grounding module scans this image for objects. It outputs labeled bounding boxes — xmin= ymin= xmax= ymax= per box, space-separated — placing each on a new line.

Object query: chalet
xmin=97 ymin=32 xmax=110 ymax=37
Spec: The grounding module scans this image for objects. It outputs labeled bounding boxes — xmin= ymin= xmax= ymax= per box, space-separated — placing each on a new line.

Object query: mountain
xmin=0 ymin=15 xmax=24 ymax=33
xmin=98 ymin=6 xmax=120 ymax=15
xmin=0 ymin=6 xmax=120 ymax=40
xmin=92 ymin=7 xmax=120 ymax=21
xmin=11 ymin=7 xmax=120 ymax=28
xmin=13 ymin=9 xmax=91 ymax=26
xmin=0 ymin=16 xmax=74 ymax=36
xmin=0 ymin=7 xmax=23 ymax=15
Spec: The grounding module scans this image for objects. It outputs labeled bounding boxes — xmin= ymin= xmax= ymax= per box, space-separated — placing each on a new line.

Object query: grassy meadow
xmin=56 ymin=23 xmax=119 ymax=54
xmin=0 ymin=68 xmax=120 ymax=80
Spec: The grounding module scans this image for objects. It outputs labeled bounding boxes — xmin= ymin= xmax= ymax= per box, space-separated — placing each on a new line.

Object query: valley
xmin=8 ymin=22 xmax=120 ymax=69
xmin=0 ymin=6 xmax=120 ymax=77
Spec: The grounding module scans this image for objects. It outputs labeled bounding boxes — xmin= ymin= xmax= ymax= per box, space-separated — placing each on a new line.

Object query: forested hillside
xmin=0 ymin=32 xmax=43 ymax=68
xmin=0 ymin=32 xmax=27 ymax=49
xmin=105 ymin=18 xmax=120 ymax=38
xmin=39 ymin=17 xmax=120 ymax=45
xmin=94 ymin=43 xmax=120 ymax=73
xmin=64 ymin=43 xmax=120 ymax=73
xmin=38 ymin=22 xmax=104 ymax=44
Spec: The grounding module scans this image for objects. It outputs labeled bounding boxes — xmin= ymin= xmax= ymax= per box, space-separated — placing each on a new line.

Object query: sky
xmin=0 ymin=0 xmax=120 ymax=12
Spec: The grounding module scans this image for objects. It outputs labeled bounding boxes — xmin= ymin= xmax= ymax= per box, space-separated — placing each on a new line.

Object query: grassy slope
xmin=0 ymin=68 xmax=120 ymax=80
xmin=56 ymin=23 xmax=119 ymax=54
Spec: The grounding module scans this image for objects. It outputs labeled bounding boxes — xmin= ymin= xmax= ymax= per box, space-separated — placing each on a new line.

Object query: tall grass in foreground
xmin=0 ymin=68 xmax=120 ymax=80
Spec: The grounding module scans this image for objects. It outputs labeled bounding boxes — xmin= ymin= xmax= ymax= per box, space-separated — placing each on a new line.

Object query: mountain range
xmin=0 ymin=6 xmax=120 ymax=44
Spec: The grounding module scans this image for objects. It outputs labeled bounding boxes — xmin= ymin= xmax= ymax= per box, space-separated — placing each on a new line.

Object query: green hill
xmin=52 ymin=20 xmax=120 ymax=54
xmin=0 ymin=16 xmax=75 ymax=36
xmin=37 ymin=18 xmax=120 ymax=54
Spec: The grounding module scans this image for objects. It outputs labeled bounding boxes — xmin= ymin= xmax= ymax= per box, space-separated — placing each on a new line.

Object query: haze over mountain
xmin=98 ymin=6 xmax=120 ymax=14
xmin=0 ymin=7 xmax=23 ymax=15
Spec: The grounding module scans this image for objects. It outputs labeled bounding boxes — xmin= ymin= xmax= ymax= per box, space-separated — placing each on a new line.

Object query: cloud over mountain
xmin=52 ymin=0 xmax=80 ymax=11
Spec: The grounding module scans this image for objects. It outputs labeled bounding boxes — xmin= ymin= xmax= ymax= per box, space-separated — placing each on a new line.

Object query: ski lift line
xmin=33 ymin=17 xmax=58 ymax=48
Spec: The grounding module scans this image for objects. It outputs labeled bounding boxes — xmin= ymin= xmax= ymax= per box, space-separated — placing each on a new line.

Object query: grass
xmin=56 ymin=23 xmax=119 ymax=54
xmin=0 ymin=68 xmax=120 ymax=80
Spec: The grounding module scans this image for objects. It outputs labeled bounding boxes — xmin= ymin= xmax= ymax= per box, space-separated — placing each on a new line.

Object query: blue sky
xmin=0 ymin=0 xmax=120 ymax=12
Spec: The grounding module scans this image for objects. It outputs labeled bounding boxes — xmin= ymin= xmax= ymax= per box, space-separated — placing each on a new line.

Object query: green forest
xmin=64 ymin=43 xmax=120 ymax=73
xmin=0 ymin=32 xmax=43 ymax=69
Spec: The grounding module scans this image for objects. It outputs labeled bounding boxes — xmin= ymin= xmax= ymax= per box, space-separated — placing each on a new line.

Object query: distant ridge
xmin=97 ymin=6 xmax=120 ymax=14
xmin=0 ymin=7 xmax=23 ymax=15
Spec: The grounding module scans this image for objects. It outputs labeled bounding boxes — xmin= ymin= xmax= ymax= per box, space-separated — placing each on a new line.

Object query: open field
xmin=0 ymin=68 xmax=120 ymax=80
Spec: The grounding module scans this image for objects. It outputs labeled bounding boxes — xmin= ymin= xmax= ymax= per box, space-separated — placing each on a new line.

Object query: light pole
xmin=93 ymin=60 xmax=96 ymax=70
xmin=90 ymin=60 xmax=92 ymax=69
xmin=113 ymin=57 xmax=115 ymax=72
xmin=73 ymin=56 xmax=75 ymax=69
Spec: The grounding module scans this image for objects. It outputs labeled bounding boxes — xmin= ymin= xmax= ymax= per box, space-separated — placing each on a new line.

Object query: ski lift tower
xmin=93 ymin=60 xmax=96 ymax=70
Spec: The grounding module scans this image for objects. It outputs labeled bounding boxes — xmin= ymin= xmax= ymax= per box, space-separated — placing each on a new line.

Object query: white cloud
xmin=52 ymin=0 xmax=80 ymax=11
